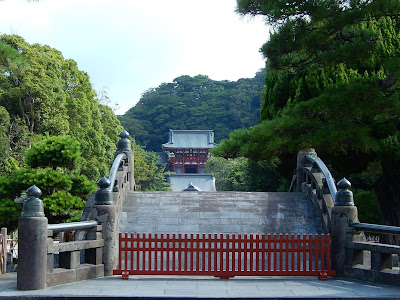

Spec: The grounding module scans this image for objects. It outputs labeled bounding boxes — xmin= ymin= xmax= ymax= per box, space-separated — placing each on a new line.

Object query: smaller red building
xmin=162 ymin=130 xmax=217 ymax=174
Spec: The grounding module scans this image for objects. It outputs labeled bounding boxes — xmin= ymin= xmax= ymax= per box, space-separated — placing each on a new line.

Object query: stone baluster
xmin=17 ymin=186 xmax=48 ymax=290
xmin=330 ymin=178 xmax=360 ymax=275
xmin=115 ymin=130 xmax=135 ymax=190
xmin=296 ymin=148 xmax=317 ymax=192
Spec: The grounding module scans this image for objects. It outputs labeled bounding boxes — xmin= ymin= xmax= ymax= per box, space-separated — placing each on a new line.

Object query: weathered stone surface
xmin=90 ymin=205 xmax=118 ymax=276
xmin=17 ymin=217 xmax=48 ymax=290
xmin=119 ymin=191 xmax=324 ymax=234
xmin=46 ymin=264 xmax=104 ymax=287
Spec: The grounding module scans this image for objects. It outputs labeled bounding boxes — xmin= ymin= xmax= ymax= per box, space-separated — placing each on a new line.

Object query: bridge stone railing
xmin=17 ymin=186 xmax=104 ymax=290
xmin=289 ymin=148 xmax=336 ymax=233
xmin=292 ymin=148 xmax=400 ymax=286
xmin=17 ymin=130 xmax=135 ymax=290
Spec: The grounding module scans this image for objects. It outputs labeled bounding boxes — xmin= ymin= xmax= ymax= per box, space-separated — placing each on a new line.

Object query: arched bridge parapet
xmin=290 ymin=149 xmax=336 ymax=234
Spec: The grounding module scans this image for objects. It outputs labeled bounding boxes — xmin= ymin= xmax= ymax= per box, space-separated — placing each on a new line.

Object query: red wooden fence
xmin=113 ymin=232 xmax=335 ymax=280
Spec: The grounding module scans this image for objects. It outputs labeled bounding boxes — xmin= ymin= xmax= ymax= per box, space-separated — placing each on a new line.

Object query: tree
xmin=0 ymin=135 xmax=96 ymax=229
xmin=119 ymin=72 xmax=265 ymax=151
xmin=0 ymin=34 xmax=123 ymax=180
xmin=214 ymin=1 xmax=400 ymax=225
xmin=133 ymin=144 xmax=170 ymax=191
xmin=205 ymin=156 xmax=282 ymax=192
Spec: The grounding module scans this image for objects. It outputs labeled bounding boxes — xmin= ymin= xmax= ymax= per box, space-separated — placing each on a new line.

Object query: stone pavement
xmin=1 ymin=272 xmax=400 ymax=299
xmin=119 ymin=191 xmax=324 ymax=234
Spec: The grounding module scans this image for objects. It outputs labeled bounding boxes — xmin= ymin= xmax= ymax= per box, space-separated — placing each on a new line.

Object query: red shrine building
xmin=162 ymin=130 xmax=217 ymax=174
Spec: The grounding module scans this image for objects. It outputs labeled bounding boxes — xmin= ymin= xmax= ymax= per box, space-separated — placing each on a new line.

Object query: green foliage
xmin=43 ymin=191 xmax=86 ymax=223
xmin=353 ymin=189 xmax=382 ymax=224
xmin=25 ymin=135 xmax=82 ymax=170
xmin=119 ymin=71 xmax=266 ymax=151
xmin=0 ymin=199 xmax=21 ymax=230
xmin=133 ymin=144 xmax=170 ymax=191
xmin=0 ymin=136 xmax=97 ymax=229
xmin=0 ymin=34 xmax=123 ymax=180
xmin=224 ymin=0 xmax=400 ymax=225
xmin=0 ymin=106 xmax=10 ymax=174
xmin=205 ymin=156 xmax=281 ymax=192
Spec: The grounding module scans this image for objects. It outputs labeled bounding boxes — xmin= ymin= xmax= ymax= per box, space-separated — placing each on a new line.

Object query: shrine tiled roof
xmin=167 ymin=174 xmax=216 ymax=192
xmin=162 ymin=130 xmax=217 ymax=149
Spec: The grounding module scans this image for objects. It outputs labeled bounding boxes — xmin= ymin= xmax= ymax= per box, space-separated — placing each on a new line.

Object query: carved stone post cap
xmin=335 ymin=178 xmax=354 ymax=206
xmin=26 ymin=185 xmax=42 ymax=198
xmin=95 ymin=177 xmax=113 ymax=205
xmin=119 ymin=130 xmax=130 ymax=139
xmin=337 ymin=177 xmax=351 ymax=190
xmin=21 ymin=185 xmax=45 ymax=217
xmin=116 ymin=130 xmax=131 ymax=151
xmin=97 ymin=176 xmax=111 ymax=189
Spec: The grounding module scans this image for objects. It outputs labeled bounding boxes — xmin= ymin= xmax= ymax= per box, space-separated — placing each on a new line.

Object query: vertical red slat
xmin=205 ymin=233 xmax=209 ymax=272
xmin=261 ymin=234 xmax=266 ymax=272
xmin=308 ymin=234 xmax=313 ymax=271
xmin=130 ymin=233 xmax=134 ymax=271
xmin=267 ymin=234 xmax=271 ymax=271
xmin=196 ymin=234 xmax=200 ymax=272
xmin=136 ymin=233 xmax=139 ymax=271
xmin=231 ymin=234 xmax=235 ymax=272
xmin=166 ymin=233 xmax=170 ymax=271
xmin=255 ymin=234 xmax=259 ymax=272
xmin=249 ymin=234 xmax=254 ymax=272
xmin=219 ymin=234 xmax=224 ymax=273
xmin=314 ymin=234 xmax=318 ymax=271
xmin=285 ymin=234 xmax=289 ymax=272
xmin=143 ymin=233 xmax=147 ymax=271
xmin=320 ymin=234 xmax=325 ymax=272
xmin=326 ymin=234 xmax=331 ymax=272
xmin=118 ymin=233 xmax=122 ymax=271
xmin=178 ymin=233 xmax=182 ymax=271
xmin=279 ymin=234 xmax=283 ymax=271
xmin=149 ymin=233 xmax=153 ymax=271
xmin=290 ymin=234 xmax=295 ymax=272
xmin=238 ymin=234 xmax=242 ymax=272
xmin=213 ymin=234 xmax=218 ymax=272
xmin=303 ymin=234 xmax=307 ymax=271
xmin=273 ymin=234 xmax=277 ymax=271
xmin=296 ymin=234 xmax=301 ymax=272
xmin=154 ymin=233 xmax=157 ymax=271
xmin=189 ymin=234 xmax=192 ymax=272
xmin=173 ymin=233 xmax=177 ymax=271
xmin=160 ymin=233 xmax=164 ymax=271
xmin=185 ymin=233 xmax=189 ymax=272
xmin=124 ymin=233 xmax=128 ymax=271
xmin=244 ymin=234 xmax=248 ymax=272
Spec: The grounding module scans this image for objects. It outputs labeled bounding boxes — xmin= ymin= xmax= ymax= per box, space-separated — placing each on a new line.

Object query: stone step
xmin=119 ymin=191 xmax=324 ymax=235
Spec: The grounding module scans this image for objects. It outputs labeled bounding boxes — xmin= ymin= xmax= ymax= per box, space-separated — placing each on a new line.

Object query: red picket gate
xmin=113 ymin=232 xmax=336 ymax=280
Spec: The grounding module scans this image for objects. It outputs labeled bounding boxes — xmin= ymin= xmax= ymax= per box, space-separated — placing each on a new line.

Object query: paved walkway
xmin=1 ymin=273 xmax=400 ymax=299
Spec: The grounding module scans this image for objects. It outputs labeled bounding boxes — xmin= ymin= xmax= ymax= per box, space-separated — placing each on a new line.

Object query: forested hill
xmin=118 ymin=70 xmax=266 ymax=151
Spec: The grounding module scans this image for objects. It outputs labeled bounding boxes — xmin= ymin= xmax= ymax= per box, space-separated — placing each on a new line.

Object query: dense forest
xmin=118 ymin=71 xmax=266 ymax=152
xmin=214 ymin=0 xmax=400 ymax=225
xmin=0 ymin=35 xmax=168 ymax=229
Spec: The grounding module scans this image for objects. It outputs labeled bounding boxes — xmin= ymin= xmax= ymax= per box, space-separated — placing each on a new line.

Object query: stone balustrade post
xmin=115 ymin=130 xmax=135 ymax=190
xmin=91 ymin=177 xmax=117 ymax=276
xmin=330 ymin=178 xmax=359 ymax=275
xmin=17 ymin=186 xmax=48 ymax=290
xmin=296 ymin=148 xmax=317 ymax=192
xmin=90 ymin=130 xmax=134 ymax=276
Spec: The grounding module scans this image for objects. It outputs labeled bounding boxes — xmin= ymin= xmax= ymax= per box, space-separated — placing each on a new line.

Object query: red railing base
xmin=319 ymin=272 xmax=329 ymax=280
xmin=122 ymin=271 xmax=129 ymax=280
xmin=215 ymin=276 xmax=235 ymax=279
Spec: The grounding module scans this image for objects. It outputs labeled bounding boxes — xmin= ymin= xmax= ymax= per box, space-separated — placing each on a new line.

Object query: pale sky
xmin=0 ymin=0 xmax=269 ymax=114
